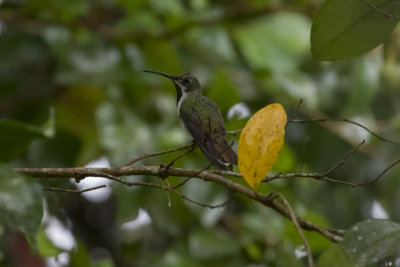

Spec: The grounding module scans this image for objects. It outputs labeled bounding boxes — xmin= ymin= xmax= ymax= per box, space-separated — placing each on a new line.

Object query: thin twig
xmin=91 ymin=171 xmax=233 ymax=209
xmin=49 ymin=138 xmax=392 ymax=190
xmin=95 ymin=172 xmax=134 ymax=186
xmin=209 ymin=169 xmax=242 ymax=177
xmin=290 ymin=118 xmax=400 ymax=146
xmin=260 ymin=193 xmax=343 ymax=243
xmin=172 ymin=155 xmax=216 ymax=189
xmin=320 ymin=140 xmax=365 ymax=176
xmin=165 ymin=142 xmax=199 ymax=169
xmin=44 ymin=185 xmax=107 ymax=193
xmin=172 ymin=177 xmax=192 ymax=189
xmin=274 ymin=192 xmax=314 ymax=267
xmin=288 ymin=98 xmax=303 ymax=122
xmin=328 ymin=228 xmax=346 ymax=235
xmin=99 ymin=173 xmax=232 ymax=209
xmin=264 ymin=152 xmax=400 ymax=187
xmin=355 ymin=158 xmax=400 ymax=186
xmin=264 ymin=140 xmax=366 ymax=184
xmin=173 ymin=140 xmax=236 ymax=189
xmin=132 ymin=181 xmax=217 ymax=208
xmin=201 ymin=143 xmax=400 ymax=187
xmin=123 ymin=143 xmax=194 ymax=166
xmin=360 ymin=0 xmax=400 ymax=21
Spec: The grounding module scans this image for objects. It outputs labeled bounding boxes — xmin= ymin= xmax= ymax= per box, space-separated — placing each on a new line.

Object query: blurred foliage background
xmin=1 ymin=0 xmax=400 ymax=266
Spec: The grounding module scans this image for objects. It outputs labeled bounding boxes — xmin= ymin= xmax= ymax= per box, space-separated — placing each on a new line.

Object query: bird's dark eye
xmin=183 ymin=78 xmax=190 ymax=84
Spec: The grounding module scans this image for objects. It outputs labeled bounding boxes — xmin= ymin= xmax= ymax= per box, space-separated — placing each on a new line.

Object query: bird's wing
xmin=180 ymin=97 xmax=237 ymax=170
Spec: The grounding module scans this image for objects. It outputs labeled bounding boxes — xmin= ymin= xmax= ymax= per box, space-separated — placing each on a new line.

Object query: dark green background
xmin=1 ymin=0 xmax=400 ymax=266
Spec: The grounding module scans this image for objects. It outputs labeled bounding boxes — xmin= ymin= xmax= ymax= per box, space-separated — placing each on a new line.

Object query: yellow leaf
xmin=238 ymin=103 xmax=287 ymax=190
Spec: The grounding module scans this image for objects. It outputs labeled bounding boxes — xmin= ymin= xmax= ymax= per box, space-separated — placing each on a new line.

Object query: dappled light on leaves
xmin=238 ymin=104 xmax=287 ymax=190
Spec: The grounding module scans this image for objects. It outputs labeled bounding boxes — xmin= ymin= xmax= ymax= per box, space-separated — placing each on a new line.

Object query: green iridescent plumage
xmin=143 ymin=70 xmax=237 ymax=170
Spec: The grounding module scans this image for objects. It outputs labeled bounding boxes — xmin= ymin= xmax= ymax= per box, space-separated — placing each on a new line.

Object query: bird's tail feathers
xmin=199 ymin=140 xmax=238 ymax=171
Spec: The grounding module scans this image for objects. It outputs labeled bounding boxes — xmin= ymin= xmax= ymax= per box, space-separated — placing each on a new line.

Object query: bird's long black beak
xmin=142 ymin=70 xmax=178 ymax=80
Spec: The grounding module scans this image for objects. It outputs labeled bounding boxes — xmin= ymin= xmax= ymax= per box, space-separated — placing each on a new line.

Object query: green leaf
xmin=36 ymin=229 xmax=62 ymax=257
xmin=188 ymin=228 xmax=240 ymax=260
xmin=311 ymin=0 xmax=400 ymax=61
xmin=342 ymin=219 xmax=400 ymax=265
xmin=0 ymin=163 xmax=43 ymax=242
xmin=235 ymin=13 xmax=310 ymax=72
xmin=0 ymin=120 xmax=46 ymax=162
xmin=318 ymin=244 xmax=354 ymax=267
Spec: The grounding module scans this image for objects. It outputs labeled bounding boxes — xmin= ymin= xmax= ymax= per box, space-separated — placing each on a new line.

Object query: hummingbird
xmin=143 ymin=70 xmax=238 ymax=171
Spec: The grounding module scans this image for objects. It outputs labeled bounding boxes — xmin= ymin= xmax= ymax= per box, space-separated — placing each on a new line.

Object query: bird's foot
xmin=158 ymin=164 xmax=170 ymax=180
xmin=189 ymin=139 xmax=197 ymax=147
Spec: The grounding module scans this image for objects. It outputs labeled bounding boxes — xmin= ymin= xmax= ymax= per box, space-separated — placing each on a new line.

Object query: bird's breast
xmin=177 ymin=94 xmax=191 ymax=136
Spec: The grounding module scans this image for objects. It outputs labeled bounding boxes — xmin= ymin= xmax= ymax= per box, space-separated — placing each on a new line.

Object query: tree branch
xmin=264 ymin=140 xmax=366 ymax=185
xmin=14 ymin=165 xmax=342 ymax=243
xmin=274 ymin=192 xmax=314 ymax=267
xmin=11 ymin=102 xmax=398 ymax=244
xmin=209 ymin=138 xmax=397 ymax=187
xmin=44 ymin=185 xmax=107 ymax=193
xmin=289 ymin=118 xmax=400 ymax=146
